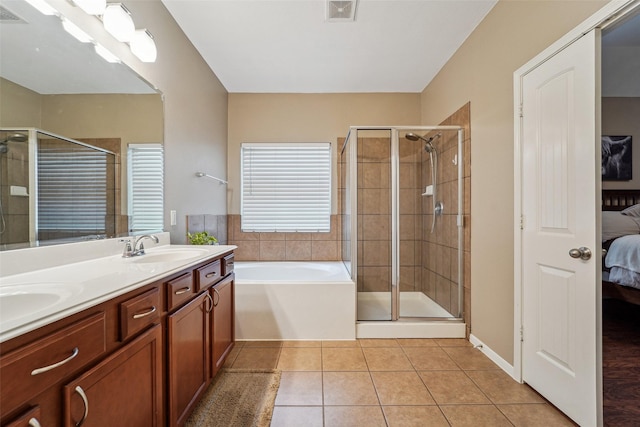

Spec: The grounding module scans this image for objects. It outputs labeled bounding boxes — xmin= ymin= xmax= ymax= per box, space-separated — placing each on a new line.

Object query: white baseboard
xmin=469 ymin=334 xmax=518 ymax=381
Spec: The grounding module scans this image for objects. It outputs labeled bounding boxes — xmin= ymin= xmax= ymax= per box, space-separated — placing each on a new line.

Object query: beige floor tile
xmin=275 ymin=371 xmax=323 ymax=406
xmin=498 ymin=403 xmax=577 ymax=426
xmin=442 ymin=347 xmax=500 ymax=370
xmin=271 ymin=406 xmax=323 ymax=427
xmin=419 ymin=370 xmax=490 ymax=404
xmin=231 ymin=347 xmax=280 ymax=369
xmin=397 ymin=338 xmax=439 ymax=347
xmin=371 ymin=371 xmax=435 ymax=405
xmin=324 ymin=406 xmax=387 ymax=427
xmin=403 ymin=346 xmax=459 ymax=370
xmin=221 ymin=343 xmax=242 ymax=368
xmin=435 ymin=338 xmax=472 ymax=347
xmin=382 ymin=406 xmax=450 ymax=427
xmin=242 ymin=340 xmax=283 ymax=347
xmin=323 ymin=371 xmax=380 ymax=405
xmin=282 ymin=340 xmax=322 ymax=347
xmin=322 ymin=347 xmax=368 ymax=371
xmin=277 ymin=347 xmax=322 ymax=371
xmin=322 ymin=340 xmax=360 ymax=348
xmin=440 ymin=404 xmax=512 ymax=426
xmin=359 ymin=338 xmax=400 ymax=347
xmin=363 ymin=347 xmax=414 ymax=371
xmin=466 ymin=370 xmax=546 ymax=404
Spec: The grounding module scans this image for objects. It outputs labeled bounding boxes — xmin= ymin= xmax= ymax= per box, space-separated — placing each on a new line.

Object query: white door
xmin=521 ymin=30 xmax=601 ymax=427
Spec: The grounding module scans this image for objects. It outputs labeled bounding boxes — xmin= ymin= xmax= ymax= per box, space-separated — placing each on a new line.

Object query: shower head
xmin=405 ymin=132 xmax=441 ymax=153
xmin=0 ymin=133 xmax=28 ymax=144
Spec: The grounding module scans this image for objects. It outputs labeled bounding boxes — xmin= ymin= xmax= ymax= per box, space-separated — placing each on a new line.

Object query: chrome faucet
xmin=133 ymin=234 xmax=159 ymax=255
xmin=120 ymin=234 xmax=159 ymax=258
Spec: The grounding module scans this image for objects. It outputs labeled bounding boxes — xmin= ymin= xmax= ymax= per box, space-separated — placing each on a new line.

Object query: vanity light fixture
xmin=94 ymin=43 xmax=120 ymax=63
xmin=23 ymin=0 xmax=57 ymax=15
xmin=130 ymin=29 xmax=157 ymax=63
xmin=102 ymin=3 xmax=134 ymax=42
xmin=72 ymin=0 xmax=106 ymax=16
xmin=61 ymin=17 xmax=92 ymax=43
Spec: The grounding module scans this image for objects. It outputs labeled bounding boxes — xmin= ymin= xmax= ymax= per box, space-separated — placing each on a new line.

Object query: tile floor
xmin=223 ymin=338 xmax=576 ymax=427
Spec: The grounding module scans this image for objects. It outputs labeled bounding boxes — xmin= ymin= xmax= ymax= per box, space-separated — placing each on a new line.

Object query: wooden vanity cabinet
xmin=210 ymin=274 xmax=235 ymax=377
xmin=0 ymin=249 xmax=235 ymax=427
xmin=166 ymin=291 xmax=211 ymax=427
xmin=63 ymin=324 xmax=163 ymax=427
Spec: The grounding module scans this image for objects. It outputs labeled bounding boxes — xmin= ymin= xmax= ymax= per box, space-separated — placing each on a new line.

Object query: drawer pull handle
xmin=205 ymin=272 xmax=218 ymax=278
xmin=174 ymin=287 xmax=191 ymax=295
xmin=213 ymin=288 xmax=220 ymax=307
xmin=74 ymin=385 xmax=89 ymax=427
xmin=132 ymin=306 xmax=157 ymax=319
xmin=28 ymin=418 xmax=41 ymax=427
xmin=31 ymin=347 xmax=79 ymax=375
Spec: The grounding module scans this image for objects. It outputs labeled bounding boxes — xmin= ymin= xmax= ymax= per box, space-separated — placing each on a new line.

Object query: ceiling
xmin=161 ymin=0 xmax=497 ymax=93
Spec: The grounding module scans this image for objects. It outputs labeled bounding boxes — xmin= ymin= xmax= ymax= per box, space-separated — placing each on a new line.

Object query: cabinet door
xmin=211 ymin=275 xmax=234 ymax=377
xmin=167 ymin=292 xmax=211 ymax=427
xmin=63 ymin=325 xmax=163 ymax=427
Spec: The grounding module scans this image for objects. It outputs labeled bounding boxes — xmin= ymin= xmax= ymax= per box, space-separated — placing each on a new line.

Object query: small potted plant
xmin=187 ymin=231 xmax=218 ymax=245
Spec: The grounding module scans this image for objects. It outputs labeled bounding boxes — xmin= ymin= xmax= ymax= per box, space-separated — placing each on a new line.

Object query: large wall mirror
xmin=0 ymin=0 xmax=164 ymax=251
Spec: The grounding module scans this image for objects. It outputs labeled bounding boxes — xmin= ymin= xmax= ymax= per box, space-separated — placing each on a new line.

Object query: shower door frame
xmin=344 ymin=125 xmax=465 ymax=321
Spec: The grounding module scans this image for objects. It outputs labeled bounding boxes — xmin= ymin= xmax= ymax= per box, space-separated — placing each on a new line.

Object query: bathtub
xmin=234 ymin=261 xmax=356 ymax=341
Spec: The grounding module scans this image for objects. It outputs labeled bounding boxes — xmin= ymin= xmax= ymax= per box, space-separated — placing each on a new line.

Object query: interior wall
xmin=0 ymin=78 xmax=42 ymax=127
xmin=602 ymin=97 xmax=640 ymax=189
xmin=419 ymin=0 xmax=608 ymax=364
xmin=227 ymin=93 xmax=421 ymax=215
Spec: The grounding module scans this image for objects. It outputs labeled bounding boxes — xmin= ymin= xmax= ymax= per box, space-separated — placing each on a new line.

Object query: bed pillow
xmin=622 ymin=204 xmax=640 ymax=217
xmin=602 ymin=211 xmax=640 ymax=241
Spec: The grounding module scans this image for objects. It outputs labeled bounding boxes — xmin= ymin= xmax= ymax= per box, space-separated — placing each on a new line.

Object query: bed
xmin=602 ymin=189 xmax=640 ymax=305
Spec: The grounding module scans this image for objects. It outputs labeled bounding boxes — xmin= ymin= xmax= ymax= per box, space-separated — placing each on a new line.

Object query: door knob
xmin=569 ymin=247 xmax=592 ymax=260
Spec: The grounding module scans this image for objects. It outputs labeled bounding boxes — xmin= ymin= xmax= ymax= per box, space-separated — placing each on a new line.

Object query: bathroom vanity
xmin=0 ymin=243 xmax=236 ymax=427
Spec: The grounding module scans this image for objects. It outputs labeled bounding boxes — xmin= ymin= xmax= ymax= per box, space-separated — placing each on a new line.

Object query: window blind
xmin=128 ymin=144 xmax=164 ymax=232
xmin=241 ymin=143 xmax=331 ymax=232
xmin=37 ymin=144 xmax=110 ymax=233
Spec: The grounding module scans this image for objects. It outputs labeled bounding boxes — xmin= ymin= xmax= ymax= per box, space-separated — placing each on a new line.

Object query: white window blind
xmin=37 ymin=144 xmax=111 ymax=233
xmin=241 ymin=143 xmax=331 ymax=232
xmin=128 ymin=144 xmax=164 ymax=232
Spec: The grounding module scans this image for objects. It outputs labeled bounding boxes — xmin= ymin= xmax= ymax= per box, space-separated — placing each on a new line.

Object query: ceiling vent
xmin=326 ymin=0 xmax=358 ymax=22
xmin=0 ymin=5 xmax=25 ymax=23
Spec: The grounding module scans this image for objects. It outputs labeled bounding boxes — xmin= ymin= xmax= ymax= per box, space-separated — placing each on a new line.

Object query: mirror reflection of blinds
xmin=128 ymin=144 xmax=164 ymax=232
xmin=241 ymin=143 xmax=331 ymax=232
xmin=37 ymin=146 xmax=109 ymax=232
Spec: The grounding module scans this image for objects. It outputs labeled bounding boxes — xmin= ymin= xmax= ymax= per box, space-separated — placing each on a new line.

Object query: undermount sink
xmin=130 ymin=248 xmax=209 ymax=264
xmin=0 ymin=283 xmax=81 ymax=324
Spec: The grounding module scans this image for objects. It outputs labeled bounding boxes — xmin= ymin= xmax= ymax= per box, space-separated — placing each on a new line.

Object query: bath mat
xmin=185 ymin=369 xmax=281 ymax=427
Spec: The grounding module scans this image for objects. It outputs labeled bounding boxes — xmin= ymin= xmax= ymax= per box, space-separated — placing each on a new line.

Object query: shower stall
xmin=340 ymin=126 xmax=466 ymax=338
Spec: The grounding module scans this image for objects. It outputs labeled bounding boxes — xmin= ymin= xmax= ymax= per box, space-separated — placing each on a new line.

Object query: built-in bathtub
xmin=234 ymin=261 xmax=356 ymax=341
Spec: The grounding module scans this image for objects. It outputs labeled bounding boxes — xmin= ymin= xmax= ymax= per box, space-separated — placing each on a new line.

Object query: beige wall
xmin=602 ymin=97 xmax=640 ymax=189
xmin=0 ymin=78 xmax=42 ymax=127
xmin=227 ymin=93 xmax=421 ymax=214
xmin=420 ymin=0 xmax=608 ymax=363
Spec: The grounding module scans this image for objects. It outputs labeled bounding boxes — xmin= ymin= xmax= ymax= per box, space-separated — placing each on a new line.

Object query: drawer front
xmin=196 ymin=260 xmax=222 ymax=291
xmin=119 ymin=287 xmax=161 ymax=340
xmin=166 ymin=272 xmax=194 ymax=311
xmin=0 ymin=313 xmax=106 ymax=413
xmin=222 ymin=254 xmax=235 ymax=276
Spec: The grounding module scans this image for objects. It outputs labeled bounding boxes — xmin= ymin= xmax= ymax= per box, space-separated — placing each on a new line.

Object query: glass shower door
xmin=356 ymin=130 xmax=393 ymax=321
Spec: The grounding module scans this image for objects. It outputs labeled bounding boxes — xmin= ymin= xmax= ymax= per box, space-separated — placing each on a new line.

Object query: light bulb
xmin=103 ymin=3 xmax=135 ymax=42
xmin=130 ymin=29 xmax=157 ymax=63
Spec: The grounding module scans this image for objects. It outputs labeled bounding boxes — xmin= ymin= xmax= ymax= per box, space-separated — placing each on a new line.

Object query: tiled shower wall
xmin=421 ymin=103 xmax=471 ymax=335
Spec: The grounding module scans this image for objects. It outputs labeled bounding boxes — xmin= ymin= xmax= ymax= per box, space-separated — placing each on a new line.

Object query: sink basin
xmin=130 ymin=248 xmax=209 ymax=264
xmin=0 ymin=283 xmax=81 ymax=324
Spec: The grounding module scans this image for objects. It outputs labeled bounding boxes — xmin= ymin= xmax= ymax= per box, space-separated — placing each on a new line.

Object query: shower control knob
xmin=569 ymin=247 xmax=591 ymax=260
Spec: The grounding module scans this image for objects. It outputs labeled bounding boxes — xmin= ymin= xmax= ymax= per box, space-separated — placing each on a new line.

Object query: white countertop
xmin=0 ymin=242 xmax=236 ymax=343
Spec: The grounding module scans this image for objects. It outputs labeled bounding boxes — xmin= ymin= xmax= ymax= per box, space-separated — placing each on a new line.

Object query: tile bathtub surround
xmin=223 ymin=338 xmax=576 ymax=427
xmin=186 ymin=214 xmax=228 ymax=245
xmin=227 ymin=214 xmax=341 ymax=261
